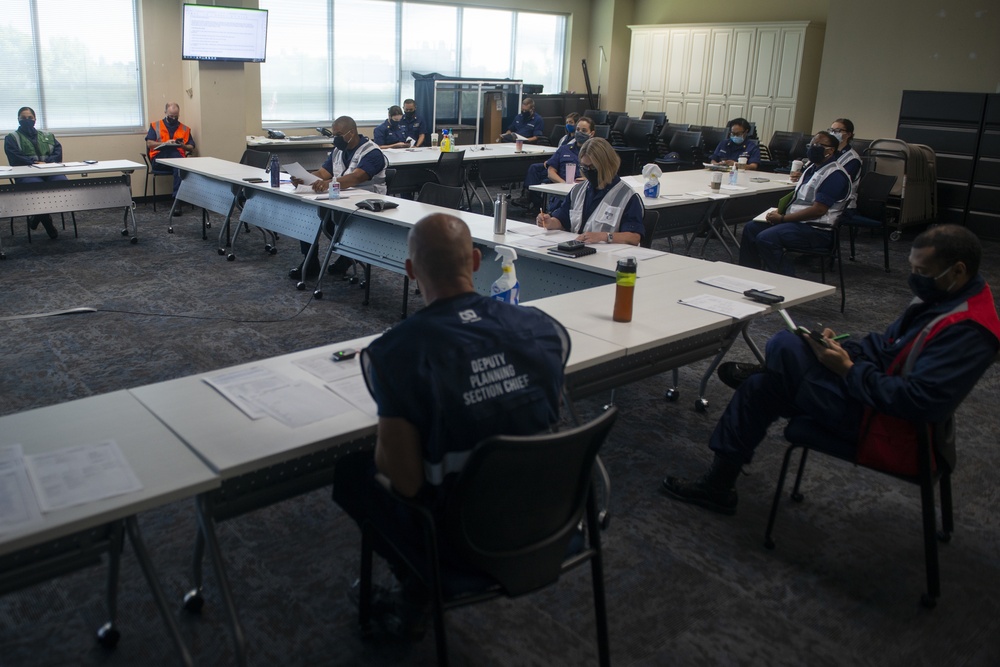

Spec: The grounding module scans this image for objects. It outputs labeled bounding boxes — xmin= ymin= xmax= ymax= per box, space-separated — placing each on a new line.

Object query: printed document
xmin=283 ymin=162 xmax=319 ymax=184
xmin=679 ymin=294 xmax=766 ymax=319
xmin=0 ymin=444 xmax=43 ymax=532
xmin=327 ymin=375 xmax=378 ymax=417
xmin=697 ymin=275 xmax=775 ymax=294
xmin=293 ymin=352 xmax=364 ymax=383
xmin=23 ymin=440 xmax=143 ymax=513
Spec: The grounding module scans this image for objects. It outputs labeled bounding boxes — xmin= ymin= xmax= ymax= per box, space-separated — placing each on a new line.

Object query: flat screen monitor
xmin=182 ymin=4 xmax=268 ymax=63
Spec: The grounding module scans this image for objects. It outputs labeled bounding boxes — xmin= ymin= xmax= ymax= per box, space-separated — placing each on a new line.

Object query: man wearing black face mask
xmin=498 ymin=98 xmax=544 ymax=143
xmin=288 ymin=116 xmax=387 ymax=280
xmin=738 ymin=131 xmax=850 ymax=276
xmin=662 ymin=224 xmax=1000 ymax=515
xmin=145 ymin=102 xmax=195 ymax=215
xmin=398 ymin=99 xmax=426 ymax=148
xmin=5 ymin=106 xmax=66 ymax=239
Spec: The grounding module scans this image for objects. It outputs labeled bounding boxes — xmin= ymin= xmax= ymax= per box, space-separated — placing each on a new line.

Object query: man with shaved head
xmin=333 ymin=213 xmax=570 ymax=640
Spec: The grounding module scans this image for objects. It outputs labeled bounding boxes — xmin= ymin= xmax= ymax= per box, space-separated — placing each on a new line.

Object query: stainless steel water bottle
xmin=493 ymin=192 xmax=508 ymax=235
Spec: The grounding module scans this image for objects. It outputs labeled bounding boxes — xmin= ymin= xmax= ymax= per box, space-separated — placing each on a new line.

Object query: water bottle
xmin=493 ymin=192 xmax=508 ymax=235
xmin=613 ymin=257 xmax=637 ymax=322
xmin=728 ymin=163 xmax=738 ymax=186
xmin=269 ymin=154 xmax=280 ymax=187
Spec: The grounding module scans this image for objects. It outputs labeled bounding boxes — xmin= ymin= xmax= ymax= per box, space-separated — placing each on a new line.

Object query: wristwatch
xmin=607 ymin=232 xmax=613 ymax=243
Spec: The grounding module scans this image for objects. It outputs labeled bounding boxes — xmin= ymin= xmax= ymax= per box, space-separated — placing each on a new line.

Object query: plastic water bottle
xmin=269 ymin=154 xmax=280 ymax=187
xmin=728 ymin=163 xmax=738 ymax=186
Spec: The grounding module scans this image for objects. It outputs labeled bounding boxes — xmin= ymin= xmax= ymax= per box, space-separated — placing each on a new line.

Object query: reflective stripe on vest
xmin=329 ymin=139 xmax=386 ymax=194
xmin=788 ymin=159 xmax=850 ymax=229
xmin=569 ymin=180 xmax=633 ymax=234
xmin=148 ymin=121 xmax=191 ymax=160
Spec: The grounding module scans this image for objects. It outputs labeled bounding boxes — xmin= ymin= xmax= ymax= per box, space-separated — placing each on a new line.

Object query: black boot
xmin=39 ymin=214 xmax=58 ymax=239
xmin=661 ymin=455 xmax=742 ymax=515
xmin=288 ymin=255 xmax=320 ymax=281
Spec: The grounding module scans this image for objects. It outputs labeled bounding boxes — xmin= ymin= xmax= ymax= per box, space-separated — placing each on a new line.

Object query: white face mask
xmin=828 ymin=129 xmax=844 ymax=143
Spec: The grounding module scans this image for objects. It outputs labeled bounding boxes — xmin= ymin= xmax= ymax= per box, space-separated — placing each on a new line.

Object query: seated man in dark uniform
xmin=498 ymin=97 xmax=545 ymax=143
xmin=333 ymin=213 xmax=570 ymax=640
xmin=662 ymin=224 xmax=1000 ymax=515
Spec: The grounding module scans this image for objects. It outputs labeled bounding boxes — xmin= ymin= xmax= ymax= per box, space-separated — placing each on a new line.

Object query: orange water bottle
xmin=613 ymin=256 xmax=637 ymax=322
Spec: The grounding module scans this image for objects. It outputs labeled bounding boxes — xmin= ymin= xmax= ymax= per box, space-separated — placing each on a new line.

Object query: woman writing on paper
xmin=535 ymin=137 xmax=644 ymax=246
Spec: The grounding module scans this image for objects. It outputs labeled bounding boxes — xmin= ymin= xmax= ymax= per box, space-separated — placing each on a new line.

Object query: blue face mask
xmin=565 ymin=123 xmax=575 ymax=133
xmin=730 ymin=134 xmax=745 ymax=145
xmin=908 ymin=264 xmax=956 ymax=303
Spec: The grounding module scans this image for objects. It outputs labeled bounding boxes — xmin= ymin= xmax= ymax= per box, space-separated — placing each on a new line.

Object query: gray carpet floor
xmin=1 ymin=198 xmax=998 ymax=666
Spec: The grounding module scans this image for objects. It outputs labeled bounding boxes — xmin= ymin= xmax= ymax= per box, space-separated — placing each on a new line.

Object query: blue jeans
xmin=739 ymin=220 xmax=832 ymax=276
xmin=709 ymin=330 xmax=863 ymax=465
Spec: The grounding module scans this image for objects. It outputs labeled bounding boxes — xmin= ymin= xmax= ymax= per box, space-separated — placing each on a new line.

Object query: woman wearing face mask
xmin=4 ymin=106 xmax=66 ymax=239
xmin=709 ymin=117 xmax=760 ymax=169
xmin=374 ymin=105 xmax=410 ymax=149
xmin=556 ymin=112 xmax=581 ymax=148
xmin=739 ymin=131 xmax=850 ymax=276
xmin=535 ymin=137 xmax=644 ymax=246
xmin=520 ymin=116 xmax=596 ymax=211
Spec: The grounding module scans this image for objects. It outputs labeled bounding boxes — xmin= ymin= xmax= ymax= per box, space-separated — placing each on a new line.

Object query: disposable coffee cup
xmin=564 ymin=163 xmax=576 ymax=182
xmin=431 ymin=133 xmax=439 ymax=147
xmin=515 ymin=139 xmax=523 ymax=152
xmin=790 ymin=159 xmax=803 ymax=174
xmin=710 ymin=172 xmax=723 ymax=191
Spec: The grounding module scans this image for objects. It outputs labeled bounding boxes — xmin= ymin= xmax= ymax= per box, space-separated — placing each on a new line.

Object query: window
xmin=0 ymin=0 xmax=143 ymax=132
xmin=261 ymin=1 xmax=566 ymax=126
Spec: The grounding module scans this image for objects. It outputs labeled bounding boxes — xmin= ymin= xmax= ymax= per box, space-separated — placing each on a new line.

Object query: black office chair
xmin=765 ymin=409 xmax=967 ymax=608
xmin=142 ymin=152 xmax=174 ymax=211
xmin=583 ymin=109 xmax=608 ymax=125
xmin=759 ymin=131 xmax=806 ymax=172
xmin=604 ymin=111 xmax=628 ymax=129
xmin=616 ymin=119 xmax=655 ymax=174
xmin=593 ymin=124 xmax=610 ymax=140
xmin=640 ymin=111 xmax=666 ymax=136
xmin=700 ymin=126 xmax=729 ymax=158
xmin=608 ymin=115 xmax=631 ymax=147
xmin=653 ymin=123 xmax=690 ymax=156
xmin=240 ymin=148 xmax=270 ymax=169
xmin=548 ymin=124 xmax=569 ymax=148
xmin=640 ymin=209 xmax=658 ymax=249
xmin=843 ymin=172 xmax=897 ymax=273
xmin=654 ymin=130 xmax=703 ymax=172
xmin=358 ymin=408 xmax=618 ymax=667
xmin=779 ymin=220 xmax=846 ymax=313
xmin=424 ymin=150 xmax=470 ymax=209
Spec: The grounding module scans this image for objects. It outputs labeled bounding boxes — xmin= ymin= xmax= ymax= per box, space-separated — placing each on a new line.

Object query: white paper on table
xmin=292 ymin=352 xmax=364 ymax=383
xmin=250 ymin=381 xmax=356 ymax=428
xmin=283 ymin=162 xmax=319 ymax=184
xmin=611 ymin=246 xmax=662 ymax=261
xmin=754 ymin=207 xmax=778 ymax=222
xmin=203 ymin=366 xmax=297 ymax=420
xmin=61 ymin=161 xmax=87 ymax=167
xmin=504 ymin=222 xmax=548 ymax=237
xmin=327 ymin=375 xmax=378 ymax=417
xmin=592 ymin=243 xmax=626 ymax=254
xmin=507 ymin=235 xmax=560 ymax=249
xmin=686 ymin=190 xmax=730 ymax=199
xmin=679 ymin=294 xmax=767 ymax=319
xmin=29 ymin=163 xmax=65 ymax=169
xmin=24 ymin=440 xmax=143 ymax=513
xmin=697 ymin=274 xmax=775 ymax=294
xmin=0 ymin=444 xmax=44 ymax=532
xmin=0 ymin=166 xmax=12 ymax=172
xmin=721 ymin=184 xmax=747 ymax=191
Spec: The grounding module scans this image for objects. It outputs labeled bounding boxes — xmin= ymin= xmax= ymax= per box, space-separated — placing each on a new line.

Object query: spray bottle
xmin=490 ymin=246 xmax=520 ymax=305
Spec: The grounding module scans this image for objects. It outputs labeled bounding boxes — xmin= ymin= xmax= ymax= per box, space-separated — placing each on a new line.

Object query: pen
xmin=832 ymin=333 xmax=850 ymax=341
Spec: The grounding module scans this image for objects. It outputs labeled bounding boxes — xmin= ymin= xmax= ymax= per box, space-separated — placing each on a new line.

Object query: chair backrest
xmin=240 ymin=149 xmax=271 ymax=169
xmin=417 ymin=182 xmax=464 ymax=210
xmin=593 ymin=124 xmax=610 ymax=139
xmin=611 ymin=115 xmax=630 ymax=133
xmin=641 ymin=111 xmax=666 ymax=134
xmin=669 ymin=130 xmax=703 ymax=153
xmin=623 ymin=119 xmax=655 ymax=149
xmin=789 ymin=133 xmax=810 ymax=161
xmin=433 ymin=150 xmax=466 ymax=187
xmin=657 ymin=123 xmax=690 ymax=150
xmin=767 ymin=131 xmax=804 ymax=163
xmin=549 ymin=124 xmax=568 ymax=146
xmin=444 ymin=408 xmax=618 ymax=596
xmin=584 ymin=109 xmax=608 ymax=125
xmin=605 ymin=111 xmax=628 ymax=128
xmin=701 ymin=126 xmax=729 ymax=152
xmin=383 ymin=168 xmax=397 ymax=193
xmin=640 ymin=210 xmax=658 ymax=249
xmin=854 ymin=171 xmax=897 ymax=220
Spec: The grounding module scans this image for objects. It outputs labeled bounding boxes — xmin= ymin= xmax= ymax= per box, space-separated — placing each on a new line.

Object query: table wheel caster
xmin=96 ymin=621 xmax=121 ymax=648
xmin=120 ymin=228 xmax=128 ymax=237
xmin=890 ymin=231 xmax=902 ymax=242
xmin=348 ymin=276 xmax=359 ymax=285
xmin=218 ymin=248 xmax=225 ymax=256
xmin=694 ymin=398 xmax=708 ymax=413
xmin=296 ymin=281 xmax=306 ymax=291
xmin=664 ymin=388 xmax=679 ymax=402
xmin=168 ymin=226 xmax=174 ymax=234
xmin=313 ymin=289 xmax=323 ymax=299
xmin=130 ymin=236 xmax=138 ymax=244
xmin=0 ymin=252 xmax=6 ymax=260
xmin=206 ymin=221 xmax=212 ymax=229
xmin=182 ymin=588 xmax=204 ymax=613
xmin=227 ymin=253 xmax=235 ymax=261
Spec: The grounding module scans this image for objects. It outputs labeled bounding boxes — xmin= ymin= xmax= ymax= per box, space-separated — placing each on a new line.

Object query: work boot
xmin=717 ymin=362 xmax=764 ymax=390
xmin=39 ymin=214 xmax=58 ymax=239
xmin=288 ymin=255 xmax=320 ymax=281
xmin=661 ymin=455 xmax=742 ymax=515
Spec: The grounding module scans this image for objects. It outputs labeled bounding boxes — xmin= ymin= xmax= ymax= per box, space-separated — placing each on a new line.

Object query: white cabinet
xmin=626 ymin=21 xmax=824 ymax=142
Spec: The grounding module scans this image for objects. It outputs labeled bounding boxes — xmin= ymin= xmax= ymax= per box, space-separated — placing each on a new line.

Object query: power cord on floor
xmin=0 ymin=296 xmax=317 ymax=324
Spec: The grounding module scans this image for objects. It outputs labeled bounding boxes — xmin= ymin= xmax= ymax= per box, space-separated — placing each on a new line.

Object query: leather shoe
xmin=717 ymin=361 xmax=764 ymax=390
xmin=39 ymin=214 xmax=58 ymax=239
xmin=288 ymin=258 xmax=320 ymax=281
xmin=661 ymin=475 xmax=738 ymax=515
xmin=328 ymin=255 xmax=355 ymax=276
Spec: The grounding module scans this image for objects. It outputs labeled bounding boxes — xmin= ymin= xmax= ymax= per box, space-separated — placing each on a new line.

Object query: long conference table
xmin=0 ymin=160 xmax=145 ymax=257
xmin=1 ymin=216 xmax=833 ymax=663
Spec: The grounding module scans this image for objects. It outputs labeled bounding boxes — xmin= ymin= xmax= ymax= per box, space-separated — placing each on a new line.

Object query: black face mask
xmin=404 ymin=111 xmax=415 ymax=119
xmin=333 ymin=132 xmax=351 ymax=151
xmin=521 ymin=110 xmax=532 ymax=119
xmin=580 ymin=165 xmax=599 ymax=188
xmin=164 ymin=116 xmax=180 ymax=128
xmin=806 ymin=143 xmax=828 ymax=163
xmin=908 ymin=265 xmax=956 ymax=303
xmin=18 ymin=118 xmax=35 ymax=131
